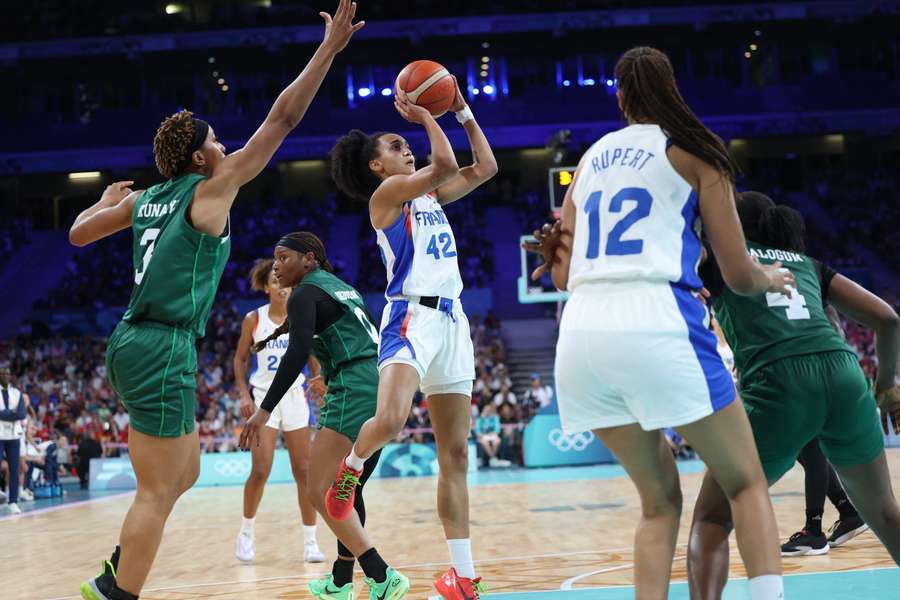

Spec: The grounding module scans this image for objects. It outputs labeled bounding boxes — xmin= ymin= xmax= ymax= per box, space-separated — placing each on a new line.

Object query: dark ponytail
xmin=329 ymin=129 xmax=387 ymax=202
xmin=736 ymin=191 xmax=806 ymax=253
xmin=252 ymin=321 xmax=289 ymax=354
xmin=252 ymin=231 xmax=333 ymax=353
xmin=615 ymin=47 xmax=738 ymax=182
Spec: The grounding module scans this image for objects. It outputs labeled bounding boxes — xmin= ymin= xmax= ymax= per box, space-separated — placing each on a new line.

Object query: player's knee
xmin=374 ymin=408 xmax=407 ymax=437
xmin=438 ymin=442 xmax=469 ymax=475
xmin=641 ymin=482 xmax=682 ymax=520
xmin=291 ymin=461 xmax=310 ymax=487
xmin=180 ymin=460 xmax=200 ymax=493
xmin=249 ymin=460 xmax=273 ymax=483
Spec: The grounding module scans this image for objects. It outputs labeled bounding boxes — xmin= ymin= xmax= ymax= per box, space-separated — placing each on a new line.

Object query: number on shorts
xmin=134 ymin=228 xmax=161 ymax=285
xmin=766 ymin=284 xmax=810 ymax=320
xmin=353 ymin=307 xmax=380 ymax=343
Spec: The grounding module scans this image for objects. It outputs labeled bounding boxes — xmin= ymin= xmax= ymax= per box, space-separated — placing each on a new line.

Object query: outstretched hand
xmin=320 ymin=0 xmax=365 ymax=54
xmin=521 ymin=220 xmax=567 ymax=281
xmin=100 ymin=181 xmax=136 ymax=207
xmin=877 ymin=386 xmax=900 ymax=435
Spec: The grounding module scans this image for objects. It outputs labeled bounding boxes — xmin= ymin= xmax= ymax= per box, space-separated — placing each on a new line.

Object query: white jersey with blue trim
xmin=375 ymin=193 xmax=464 ymax=300
xmin=568 ymin=123 xmax=703 ymax=292
xmin=248 ymin=304 xmax=305 ymax=391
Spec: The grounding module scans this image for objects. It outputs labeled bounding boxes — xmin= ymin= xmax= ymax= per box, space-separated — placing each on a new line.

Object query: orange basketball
xmin=396 ymin=60 xmax=457 ymax=117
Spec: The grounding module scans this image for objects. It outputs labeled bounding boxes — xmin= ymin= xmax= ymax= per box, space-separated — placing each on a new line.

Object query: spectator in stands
xmin=0 ymin=365 xmax=26 ymax=514
xmin=489 ymin=364 xmax=512 ymax=394
xmin=493 ymin=382 xmax=517 ymax=406
xmin=474 ymin=403 xmax=504 ymax=468
xmin=75 ymin=431 xmax=102 ymax=489
xmin=521 ymin=373 xmax=553 ymax=420
xmin=497 ymin=401 xmax=521 ymax=466
xmin=113 ymin=404 xmax=129 ymax=435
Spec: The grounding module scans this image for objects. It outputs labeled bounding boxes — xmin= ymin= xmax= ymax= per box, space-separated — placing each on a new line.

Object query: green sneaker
xmin=364 ymin=567 xmax=409 ymax=600
xmin=308 ymin=573 xmax=355 ymax=600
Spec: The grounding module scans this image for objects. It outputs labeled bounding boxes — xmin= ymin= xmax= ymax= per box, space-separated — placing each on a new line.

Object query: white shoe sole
xmin=830 ymin=523 xmax=870 ymax=547
xmin=781 ymin=544 xmax=829 ymax=557
xmin=305 ymin=551 xmax=326 ymax=563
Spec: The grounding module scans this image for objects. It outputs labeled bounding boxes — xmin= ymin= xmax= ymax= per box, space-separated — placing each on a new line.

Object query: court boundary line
xmin=0 ymin=490 xmax=134 ymax=523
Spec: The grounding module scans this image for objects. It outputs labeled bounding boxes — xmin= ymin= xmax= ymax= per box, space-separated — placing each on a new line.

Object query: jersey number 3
xmin=134 ymin=228 xmax=161 ymax=285
xmin=584 ymin=187 xmax=652 ymax=258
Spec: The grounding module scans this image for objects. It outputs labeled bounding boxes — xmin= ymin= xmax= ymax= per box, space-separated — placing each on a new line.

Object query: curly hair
xmin=329 ymin=129 xmax=387 ymax=202
xmin=153 ymin=110 xmax=196 ymax=179
xmin=249 ymin=258 xmax=275 ymax=293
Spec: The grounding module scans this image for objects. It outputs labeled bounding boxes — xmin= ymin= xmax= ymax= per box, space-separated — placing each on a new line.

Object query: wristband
xmin=455 ymin=106 xmax=474 ymax=124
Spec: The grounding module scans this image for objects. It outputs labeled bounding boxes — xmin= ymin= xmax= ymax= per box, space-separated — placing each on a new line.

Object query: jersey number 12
xmin=584 ymin=187 xmax=653 ymax=258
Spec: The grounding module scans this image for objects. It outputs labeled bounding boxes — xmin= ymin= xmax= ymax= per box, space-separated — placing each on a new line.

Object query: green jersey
xmin=300 ymin=269 xmax=379 ymax=381
xmin=710 ymin=241 xmax=850 ymax=379
xmin=122 ymin=174 xmax=231 ymax=337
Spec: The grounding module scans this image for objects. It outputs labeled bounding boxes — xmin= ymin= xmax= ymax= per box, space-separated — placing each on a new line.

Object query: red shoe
xmin=325 ymin=457 xmax=362 ymax=521
xmin=433 ymin=567 xmax=486 ymax=600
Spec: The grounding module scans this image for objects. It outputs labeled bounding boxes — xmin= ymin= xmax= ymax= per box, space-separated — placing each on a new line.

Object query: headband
xmin=176 ymin=118 xmax=210 ymax=175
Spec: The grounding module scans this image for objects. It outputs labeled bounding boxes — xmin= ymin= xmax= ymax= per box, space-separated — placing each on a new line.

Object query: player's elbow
xmin=876 ymin=308 xmax=900 ymax=336
xmin=478 ymin=159 xmax=499 ymax=180
xmin=721 ymin=266 xmax=760 ymax=297
xmin=68 ymin=227 xmax=89 ymax=247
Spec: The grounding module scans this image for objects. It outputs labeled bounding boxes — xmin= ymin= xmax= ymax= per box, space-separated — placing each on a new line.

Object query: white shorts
xmin=251 ymin=386 xmax=309 ymax=432
xmin=378 ymin=298 xmax=475 ymax=397
xmin=555 ymin=281 xmax=735 ymax=434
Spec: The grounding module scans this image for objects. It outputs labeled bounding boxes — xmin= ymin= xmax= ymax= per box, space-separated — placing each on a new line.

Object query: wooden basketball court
xmin=5 ymin=450 xmax=899 ymax=599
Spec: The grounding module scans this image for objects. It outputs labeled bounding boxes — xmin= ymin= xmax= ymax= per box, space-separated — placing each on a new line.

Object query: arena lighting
xmin=380 ymin=87 xmax=392 ymax=96
xmin=583 ymin=78 xmax=596 ymax=86
xmin=744 ymin=51 xmax=752 ymax=59
xmin=212 ymin=71 xmax=219 ymax=77
xmin=605 ymin=79 xmax=614 ymax=87
xmin=208 ymin=57 xmax=216 ymax=64
xmin=221 ymin=85 xmax=229 ymax=92
xmin=217 ymin=78 xmax=225 ymax=85
xmin=471 ymin=88 xmax=480 ymax=95
xmin=358 ymin=87 xmax=371 ymax=97
xmin=750 ymin=43 xmax=758 ymax=51
xmin=562 ymin=79 xmax=571 ymax=87
xmin=480 ymin=70 xmax=488 ymax=77
xmin=481 ymin=41 xmax=490 ymax=48
xmin=68 ymin=171 xmax=101 ymax=180
xmin=481 ymin=56 xmax=490 ymax=62
xmin=165 ymin=4 xmax=183 ymax=15
xmin=482 ymin=84 xmax=495 ymax=94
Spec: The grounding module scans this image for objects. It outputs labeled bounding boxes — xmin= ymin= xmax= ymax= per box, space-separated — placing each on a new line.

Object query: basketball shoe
xmin=433 ymin=567 xmax=486 ymax=599
xmin=364 ymin=567 xmax=409 ymax=600
xmin=827 ymin=515 xmax=869 ymax=547
xmin=780 ymin=529 xmax=829 ymax=556
xmin=309 ymin=573 xmax=355 ymax=600
xmin=326 ymin=457 xmax=362 ymax=521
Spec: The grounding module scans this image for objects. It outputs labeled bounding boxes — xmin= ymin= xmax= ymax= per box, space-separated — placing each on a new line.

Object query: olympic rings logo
xmin=213 ymin=458 xmax=251 ymax=478
xmin=548 ymin=428 xmax=594 ymax=452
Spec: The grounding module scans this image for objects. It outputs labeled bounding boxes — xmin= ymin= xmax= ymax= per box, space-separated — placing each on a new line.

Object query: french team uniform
xmin=250 ymin=303 xmax=310 ymax=431
xmin=555 ymin=123 xmax=735 ymax=433
xmin=375 ymin=193 xmax=475 ymax=396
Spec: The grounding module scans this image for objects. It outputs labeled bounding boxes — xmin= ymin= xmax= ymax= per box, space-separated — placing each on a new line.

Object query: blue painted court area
xmin=467 ymin=460 xmax=706 ymax=486
xmin=484 ymin=568 xmax=900 ymax=599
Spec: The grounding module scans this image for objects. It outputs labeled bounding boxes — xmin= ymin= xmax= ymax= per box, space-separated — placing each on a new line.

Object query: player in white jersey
xmin=233 ymin=259 xmax=324 ymax=564
xmin=328 ymin=77 xmax=497 ymax=598
xmin=525 ymin=47 xmax=794 ymax=600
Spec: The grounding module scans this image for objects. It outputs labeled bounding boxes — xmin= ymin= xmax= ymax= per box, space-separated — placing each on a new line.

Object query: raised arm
xmin=369 ymin=91 xmax=459 ymax=225
xmin=667 ymin=145 xmax=793 ymax=297
xmin=233 ymin=311 xmax=258 ymax=419
xmin=69 ymin=181 xmax=141 ymax=247
xmin=193 ymin=1 xmax=364 ymax=226
xmin=434 ymin=79 xmax=499 ymax=205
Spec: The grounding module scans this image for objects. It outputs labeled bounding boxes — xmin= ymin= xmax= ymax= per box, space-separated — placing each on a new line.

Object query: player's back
xmin=568 ymin=123 xmax=701 ymax=292
xmin=123 ymin=173 xmax=231 ymax=337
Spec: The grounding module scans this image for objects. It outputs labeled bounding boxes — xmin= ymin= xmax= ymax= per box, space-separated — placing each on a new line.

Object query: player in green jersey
xmin=69 ymin=4 xmax=364 ymax=599
xmin=687 ymin=191 xmax=900 ymax=599
xmin=240 ymin=232 xmax=408 ymax=600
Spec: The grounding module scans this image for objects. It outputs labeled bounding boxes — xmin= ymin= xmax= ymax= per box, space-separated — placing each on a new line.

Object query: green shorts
xmin=741 ymin=350 xmax=884 ymax=483
xmin=318 ymin=358 xmax=378 ymax=442
xmin=106 ymin=321 xmax=197 ymax=438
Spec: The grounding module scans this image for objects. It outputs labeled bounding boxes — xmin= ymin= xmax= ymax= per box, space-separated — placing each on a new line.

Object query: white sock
xmin=447 ymin=538 xmax=476 ymax=579
xmin=749 ymin=575 xmax=784 ymax=600
xmin=303 ymin=525 xmax=317 ymax=544
xmin=345 ymin=446 xmax=366 ymax=471
xmin=241 ymin=517 xmax=255 ymax=535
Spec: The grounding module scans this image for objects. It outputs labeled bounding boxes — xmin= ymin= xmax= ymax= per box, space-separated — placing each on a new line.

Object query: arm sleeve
xmin=259 ymin=288 xmax=317 ymax=413
xmin=698 ymin=241 xmax=726 ymax=297
xmin=811 ymin=258 xmax=838 ymax=305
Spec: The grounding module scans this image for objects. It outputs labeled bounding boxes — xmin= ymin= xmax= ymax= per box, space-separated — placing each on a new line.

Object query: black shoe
xmin=781 ymin=529 xmax=829 ymax=556
xmin=827 ymin=515 xmax=869 ymax=547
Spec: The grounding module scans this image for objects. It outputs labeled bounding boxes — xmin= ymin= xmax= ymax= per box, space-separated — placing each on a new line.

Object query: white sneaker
xmin=19 ymin=488 xmax=34 ymax=502
xmin=236 ymin=529 xmax=255 ymax=562
xmin=304 ymin=539 xmax=326 ymax=563
xmin=7 ymin=503 xmax=22 ymax=515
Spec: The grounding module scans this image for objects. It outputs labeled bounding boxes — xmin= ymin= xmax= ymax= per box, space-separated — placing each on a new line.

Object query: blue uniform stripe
xmin=669 ymin=284 xmax=735 ymax=412
xmin=382 ymin=203 xmax=414 ymax=298
xmin=378 ymin=301 xmax=417 ymax=364
xmin=676 ymin=189 xmax=703 ymax=289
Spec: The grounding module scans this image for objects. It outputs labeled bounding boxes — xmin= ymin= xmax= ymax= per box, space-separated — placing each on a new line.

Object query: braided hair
xmin=250 ymin=231 xmax=333 ymax=354
xmin=736 ymin=191 xmax=806 ymax=253
xmin=615 ymin=47 xmax=738 ymax=182
xmin=329 ymin=129 xmax=388 ymax=202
